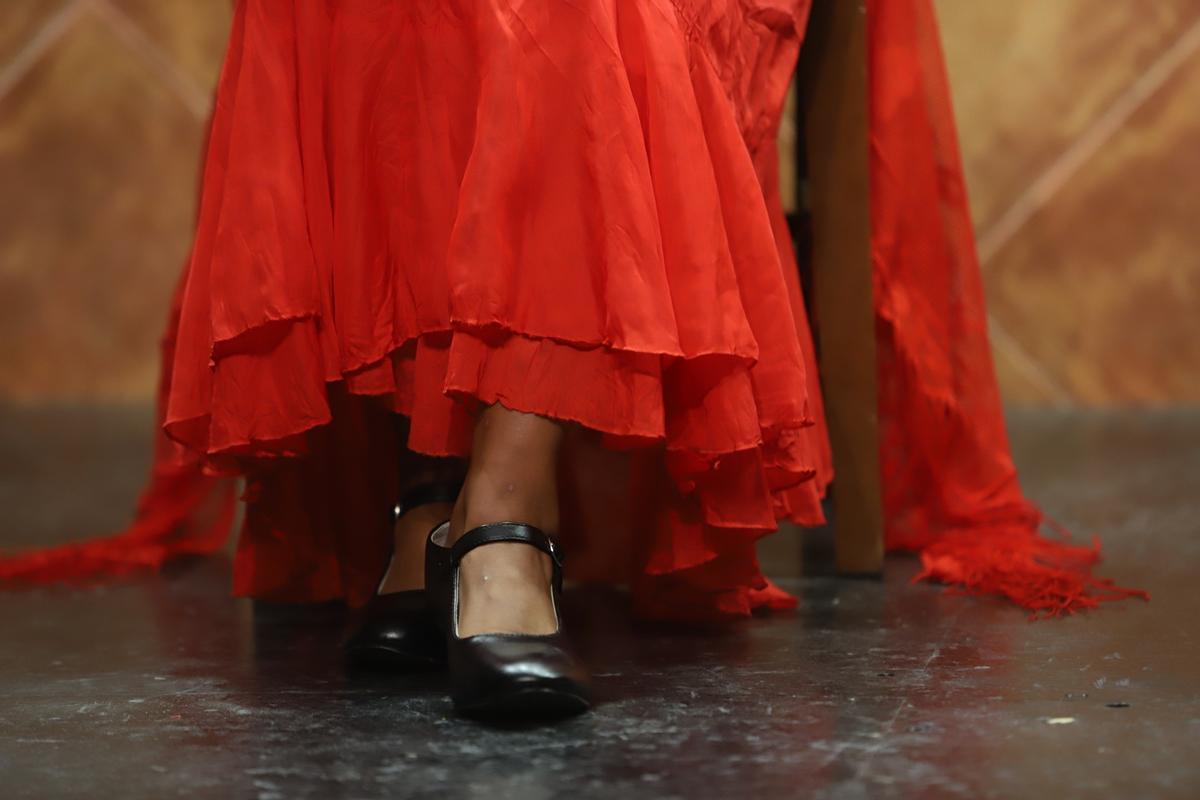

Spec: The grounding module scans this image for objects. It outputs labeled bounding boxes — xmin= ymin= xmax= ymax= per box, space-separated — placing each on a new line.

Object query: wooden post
xmin=798 ymin=0 xmax=885 ymax=576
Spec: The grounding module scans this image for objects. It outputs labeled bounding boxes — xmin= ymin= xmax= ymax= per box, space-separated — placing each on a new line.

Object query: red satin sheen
xmin=0 ymin=0 xmax=1145 ymax=618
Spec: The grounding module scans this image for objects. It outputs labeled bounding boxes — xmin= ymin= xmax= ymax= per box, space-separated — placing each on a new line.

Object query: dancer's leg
xmin=378 ymin=425 xmax=466 ymax=593
xmin=449 ymin=404 xmax=562 ymax=636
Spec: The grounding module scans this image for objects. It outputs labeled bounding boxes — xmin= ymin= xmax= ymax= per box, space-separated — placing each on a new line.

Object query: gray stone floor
xmin=1 ymin=405 xmax=1197 ymax=799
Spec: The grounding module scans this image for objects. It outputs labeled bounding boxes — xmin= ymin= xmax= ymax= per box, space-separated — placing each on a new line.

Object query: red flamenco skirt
xmin=0 ymin=0 xmax=1145 ymax=619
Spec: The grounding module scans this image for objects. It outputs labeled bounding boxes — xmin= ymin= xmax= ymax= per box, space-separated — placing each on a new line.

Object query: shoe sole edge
xmin=454 ymin=685 xmax=591 ymax=719
xmin=345 ymin=644 xmax=447 ymax=672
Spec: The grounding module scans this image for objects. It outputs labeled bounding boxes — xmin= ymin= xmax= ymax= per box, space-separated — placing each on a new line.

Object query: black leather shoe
xmin=343 ymin=481 xmax=461 ymax=670
xmin=426 ymin=521 xmax=592 ymax=718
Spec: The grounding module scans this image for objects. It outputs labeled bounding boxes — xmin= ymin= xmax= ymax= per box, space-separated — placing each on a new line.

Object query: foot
xmin=377 ymin=500 xmax=454 ymax=594
xmin=448 ymin=407 xmax=563 ymax=637
xmin=376 ymin=451 xmax=466 ymax=594
xmin=450 ymin=477 xmax=560 ymax=637
xmin=436 ymin=521 xmax=591 ymax=718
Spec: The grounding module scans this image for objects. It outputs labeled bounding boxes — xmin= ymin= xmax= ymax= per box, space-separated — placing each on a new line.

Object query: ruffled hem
xmin=150 ymin=0 xmax=830 ymax=615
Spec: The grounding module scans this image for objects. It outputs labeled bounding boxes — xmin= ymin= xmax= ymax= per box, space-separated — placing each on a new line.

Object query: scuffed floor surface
xmin=1 ymin=406 xmax=1197 ymax=799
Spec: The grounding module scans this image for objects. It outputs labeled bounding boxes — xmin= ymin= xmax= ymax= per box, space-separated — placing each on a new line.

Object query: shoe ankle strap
xmin=450 ymin=522 xmax=563 ymax=573
xmin=395 ymin=479 xmax=464 ymax=520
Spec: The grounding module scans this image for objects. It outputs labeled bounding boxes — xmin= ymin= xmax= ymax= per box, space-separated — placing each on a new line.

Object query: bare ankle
xmin=454 ymin=470 xmax=559 ymax=539
xmin=451 ymin=404 xmax=563 ymax=540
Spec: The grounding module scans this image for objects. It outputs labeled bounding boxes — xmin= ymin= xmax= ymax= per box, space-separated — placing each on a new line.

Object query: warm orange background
xmin=2 ymin=1 xmax=1198 ymax=406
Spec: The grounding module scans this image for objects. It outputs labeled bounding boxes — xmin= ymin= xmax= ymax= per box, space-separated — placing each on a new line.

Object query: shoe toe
xmin=344 ymin=591 xmax=445 ymax=670
xmin=451 ymin=635 xmax=592 ymax=717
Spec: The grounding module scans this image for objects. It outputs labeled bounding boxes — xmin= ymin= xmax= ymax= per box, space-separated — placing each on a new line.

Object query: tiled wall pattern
xmin=0 ymin=0 xmax=230 ymax=402
xmin=938 ymin=0 xmax=1200 ymax=405
xmin=2 ymin=1 xmax=1197 ymax=406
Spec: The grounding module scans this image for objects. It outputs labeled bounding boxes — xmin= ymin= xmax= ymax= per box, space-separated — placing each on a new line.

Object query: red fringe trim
xmin=912 ymin=518 xmax=1150 ymax=619
xmin=0 ymin=468 xmax=236 ymax=586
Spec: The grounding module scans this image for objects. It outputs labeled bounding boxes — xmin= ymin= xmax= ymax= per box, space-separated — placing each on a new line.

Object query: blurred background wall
xmin=2 ymin=0 xmax=1198 ymax=407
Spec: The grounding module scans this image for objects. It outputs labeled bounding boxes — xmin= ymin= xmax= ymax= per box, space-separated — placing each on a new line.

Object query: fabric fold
xmin=159 ymin=0 xmax=828 ymax=614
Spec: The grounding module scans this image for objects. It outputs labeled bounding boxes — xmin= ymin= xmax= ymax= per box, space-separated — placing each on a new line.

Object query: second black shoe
xmin=343 ymin=480 xmax=461 ymax=670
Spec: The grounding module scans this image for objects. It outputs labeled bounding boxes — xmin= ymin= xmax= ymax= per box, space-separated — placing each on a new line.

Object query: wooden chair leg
xmin=799 ymin=0 xmax=884 ymax=576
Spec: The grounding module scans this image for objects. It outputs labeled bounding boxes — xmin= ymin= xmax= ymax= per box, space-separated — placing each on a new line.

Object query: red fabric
xmin=866 ymin=0 xmax=1145 ymax=616
xmin=1 ymin=0 xmax=1144 ymax=618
